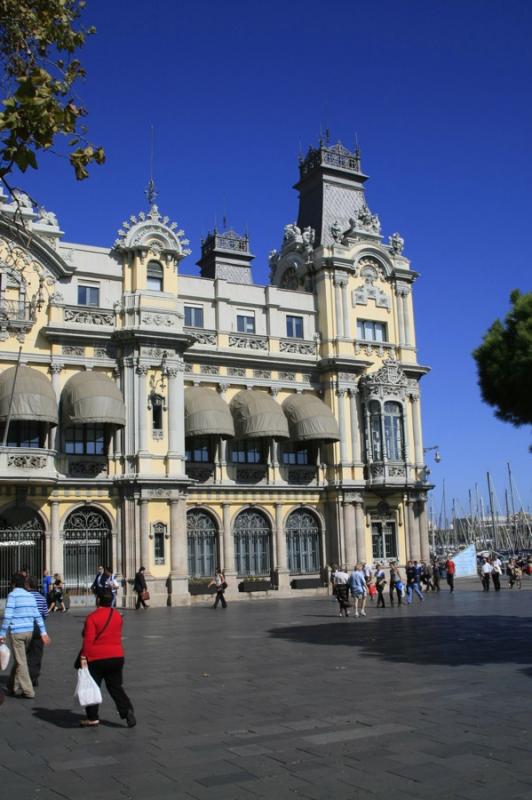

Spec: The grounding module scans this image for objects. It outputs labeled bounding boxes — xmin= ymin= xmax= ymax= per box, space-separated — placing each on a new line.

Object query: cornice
xmin=0 ymin=219 xmax=75 ymax=277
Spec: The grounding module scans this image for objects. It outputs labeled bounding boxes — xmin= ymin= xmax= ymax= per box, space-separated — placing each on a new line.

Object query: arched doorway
xmin=285 ymin=509 xmax=321 ymax=574
xmin=0 ymin=508 xmax=45 ymax=597
xmin=234 ymin=509 xmax=271 ymax=576
xmin=187 ymin=510 xmax=217 ymax=577
xmin=63 ymin=507 xmax=111 ymax=595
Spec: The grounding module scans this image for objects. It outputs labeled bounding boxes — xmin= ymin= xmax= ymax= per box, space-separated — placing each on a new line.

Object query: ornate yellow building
xmin=0 ymin=141 xmax=430 ymax=605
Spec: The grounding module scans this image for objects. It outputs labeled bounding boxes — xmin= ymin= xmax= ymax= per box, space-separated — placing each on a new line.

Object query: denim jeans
xmin=406 ymin=582 xmax=424 ymax=603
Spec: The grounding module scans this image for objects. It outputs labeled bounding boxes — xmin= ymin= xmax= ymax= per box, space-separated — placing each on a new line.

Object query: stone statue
xmin=330 ymin=220 xmax=343 ymax=242
xmin=283 ymin=223 xmax=301 ymax=243
xmin=38 ymin=207 xmax=59 ymax=227
xmin=11 ymin=189 xmax=34 ymax=209
xmin=389 ymin=232 xmax=404 ymax=255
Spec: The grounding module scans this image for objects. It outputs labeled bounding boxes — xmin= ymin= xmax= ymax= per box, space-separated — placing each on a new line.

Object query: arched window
xmin=187 ymin=510 xmax=217 ymax=577
xmin=0 ymin=509 xmax=44 ymax=598
xmin=147 ymin=260 xmax=163 ymax=291
xmin=383 ymin=401 xmax=403 ymax=460
xmin=234 ymin=510 xmax=271 ymax=576
xmin=286 ymin=509 xmax=320 ymax=574
xmin=369 ymin=400 xmax=382 ymax=461
xmin=62 ymin=507 xmax=111 ymax=593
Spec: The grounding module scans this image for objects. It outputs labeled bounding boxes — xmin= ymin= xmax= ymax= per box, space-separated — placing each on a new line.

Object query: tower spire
xmin=144 ymin=125 xmax=158 ymax=207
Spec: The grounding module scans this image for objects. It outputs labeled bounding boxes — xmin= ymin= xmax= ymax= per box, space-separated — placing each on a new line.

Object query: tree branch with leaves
xmin=0 ymin=0 xmax=104 ymax=194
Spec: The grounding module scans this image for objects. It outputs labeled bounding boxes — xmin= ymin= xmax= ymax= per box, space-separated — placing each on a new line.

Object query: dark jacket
xmin=133 ymin=571 xmax=147 ymax=592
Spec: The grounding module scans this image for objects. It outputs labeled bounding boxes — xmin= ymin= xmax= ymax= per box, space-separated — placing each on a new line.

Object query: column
xmin=406 ymin=497 xmax=420 ymax=561
xmin=334 ymin=276 xmax=343 ymax=340
xmin=222 ymin=503 xmax=238 ymax=597
xmin=354 ymin=499 xmax=366 ymax=565
xmin=418 ymin=500 xmax=430 ymax=562
xmin=170 ymin=496 xmax=189 ymax=602
xmin=402 ymin=290 xmax=412 ymax=346
xmin=411 ymin=393 xmax=424 ymax=466
xmin=48 ymin=363 xmax=63 ymax=452
xmin=114 ymin=504 xmax=123 ymax=580
xmin=348 ymin=387 xmax=361 ymax=463
xmin=49 ymin=500 xmax=63 ymax=578
xmin=123 ymin=357 xmax=135 ymax=464
xmin=337 ymin=389 xmax=348 ymax=465
xmin=167 ymin=363 xmax=185 ymax=475
xmin=274 ymin=502 xmax=290 ymax=591
xmin=341 ymin=280 xmax=350 ymax=338
xmin=139 ymin=499 xmax=150 ymax=573
xmin=396 ymin=289 xmax=405 ymax=345
xmin=136 ymin=364 xmax=148 ymax=453
xmin=343 ymin=501 xmax=357 ymax=570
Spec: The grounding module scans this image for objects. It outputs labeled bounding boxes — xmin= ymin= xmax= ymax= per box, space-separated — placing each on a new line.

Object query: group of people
xmin=0 ymin=568 xmax=135 ymax=728
xmin=332 ymin=557 xmax=456 ymax=617
xmin=478 ymin=556 xmax=524 ymax=591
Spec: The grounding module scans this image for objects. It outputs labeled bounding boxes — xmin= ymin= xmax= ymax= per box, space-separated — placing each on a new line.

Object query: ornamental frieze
xmin=8 ymin=454 xmax=47 ymax=469
xmin=64 ymin=307 xmax=114 ymax=326
xmin=228 ymin=335 xmax=268 ymax=351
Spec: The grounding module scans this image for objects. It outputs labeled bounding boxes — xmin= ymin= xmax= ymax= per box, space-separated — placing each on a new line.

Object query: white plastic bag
xmin=0 ymin=642 xmax=11 ymax=671
xmin=75 ymin=667 xmax=103 ymax=707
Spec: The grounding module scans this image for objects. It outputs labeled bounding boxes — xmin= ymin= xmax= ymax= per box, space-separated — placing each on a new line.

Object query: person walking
xmin=0 ymin=574 xmax=51 ymax=699
xmin=334 ymin=567 xmax=351 ymax=617
xmin=375 ymin=564 xmax=387 ymax=608
xmin=133 ymin=567 xmax=149 ymax=610
xmin=480 ymin=558 xmax=492 ymax=591
xmin=389 ymin=564 xmax=403 ymax=606
xmin=208 ymin=568 xmax=228 ymax=609
xmin=348 ymin=564 xmax=367 ymax=617
xmin=103 ymin=566 xmax=119 ymax=607
xmin=26 ymin=576 xmax=49 ymax=687
xmin=77 ymin=590 xmax=136 ymax=728
xmin=445 ymin=556 xmax=456 ymax=592
xmin=90 ymin=565 xmax=107 ymax=605
xmin=491 ymin=559 xmax=502 ymax=591
xmin=49 ymin=575 xmax=66 ymax=613
xmin=405 ymin=561 xmax=424 ymax=604
xmin=432 ymin=560 xmax=441 ymax=592
xmin=42 ymin=570 xmax=53 ymax=605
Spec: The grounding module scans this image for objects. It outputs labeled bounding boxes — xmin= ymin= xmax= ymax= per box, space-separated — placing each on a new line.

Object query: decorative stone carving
xmin=279 ymin=340 xmax=315 ymax=355
xmin=228 ymin=367 xmax=246 ymax=377
xmin=64 ymin=307 xmax=114 ymax=326
xmin=287 ymin=468 xmax=316 ymax=485
xmin=152 ymin=430 xmax=164 ymax=440
xmin=396 ymin=281 xmax=411 ymax=297
xmin=114 ymin=204 xmax=191 ymax=259
xmin=253 ymin=369 xmax=271 ymax=379
xmin=63 ymin=345 xmax=85 ymax=356
xmin=8 ymin=454 xmax=47 ymax=469
xmin=187 ymin=328 xmax=216 ymax=345
xmin=353 ymin=259 xmax=390 ymax=309
xmin=338 ymin=372 xmax=357 ymax=382
xmin=330 ymin=220 xmax=343 ymax=242
xmin=370 ymin=463 xmax=384 ymax=477
xmin=228 ymin=335 xmax=268 ymax=351
xmin=360 ymin=357 xmax=408 ymax=401
xmin=11 ymin=189 xmax=34 ymax=210
xmin=389 ymin=232 xmax=404 ymax=255
xmin=185 ymin=363 xmax=193 ymax=374
xmin=279 ymin=371 xmax=296 ymax=382
xmin=200 ymin=364 xmax=220 ymax=375
xmin=69 ymin=461 xmax=107 ymax=477
xmin=388 ymin=465 xmax=406 ymax=477
xmin=48 ymin=362 xmax=64 ymax=375
xmin=37 ymin=207 xmax=59 ymax=227
xmin=136 ymin=364 xmax=149 ymax=376
xmin=346 ymin=204 xmax=381 ymax=236
xmin=147 ymin=488 xmax=172 ymax=497
xmin=235 ymin=467 xmax=267 ymax=484
xmin=186 ymin=465 xmax=215 ymax=483
xmin=141 ymin=313 xmax=177 ymax=328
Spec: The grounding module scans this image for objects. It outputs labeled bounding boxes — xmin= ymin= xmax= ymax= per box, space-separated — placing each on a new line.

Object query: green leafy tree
xmin=473 ymin=290 xmax=532 ymax=428
xmin=0 ymin=0 xmax=104 ymax=188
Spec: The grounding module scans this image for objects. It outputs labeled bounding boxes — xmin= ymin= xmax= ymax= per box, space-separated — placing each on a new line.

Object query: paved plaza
xmin=2 ymin=580 xmax=532 ymax=800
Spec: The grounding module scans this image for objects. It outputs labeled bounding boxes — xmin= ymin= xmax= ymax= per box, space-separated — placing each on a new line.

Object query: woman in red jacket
xmin=79 ymin=590 xmax=136 ymax=728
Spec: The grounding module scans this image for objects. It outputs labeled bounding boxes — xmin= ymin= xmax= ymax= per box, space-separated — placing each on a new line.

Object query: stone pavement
xmin=2 ymin=579 xmax=532 ymax=800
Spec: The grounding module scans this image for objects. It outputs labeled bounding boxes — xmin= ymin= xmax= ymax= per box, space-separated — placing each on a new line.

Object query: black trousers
xmin=26 ymin=623 xmax=44 ymax=684
xmin=377 ymin=589 xmax=385 ymax=607
xmin=492 ymin=572 xmax=501 ymax=591
xmin=389 ymin=584 xmax=402 ymax=605
xmin=447 ymin=574 xmax=455 ymax=592
xmin=213 ymin=589 xmax=227 ymax=608
xmin=85 ymin=657 xmax=133 ymax=721
xmin=135 ymin=591 xmax=148 ymax=609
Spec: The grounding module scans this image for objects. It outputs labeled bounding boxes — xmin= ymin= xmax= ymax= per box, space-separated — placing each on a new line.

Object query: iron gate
xmin=63 ymin=508 xmax=111 ymax=595
xmin=0 ymin=513 xmax=45 ymax=598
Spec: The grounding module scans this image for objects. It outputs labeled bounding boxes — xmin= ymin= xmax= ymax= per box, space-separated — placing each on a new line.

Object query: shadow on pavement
xmin=269 ymin=615 xmax=532 ymax=667
xmin=32 ymin=707 xmax=123 ymax=728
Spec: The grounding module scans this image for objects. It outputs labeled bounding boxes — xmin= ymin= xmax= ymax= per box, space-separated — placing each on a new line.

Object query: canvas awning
xmin=0 ymin=366 xmax=58 ymax=424
xmin=184 ymin=386 xmax=234 ymax=439
xmin=61 ymin=372 xmax=126 ymax=426
xmin=230 ymin=390 xmax=289 ymax=439
xmin=282 ymin=393 xmax=340 ymax=442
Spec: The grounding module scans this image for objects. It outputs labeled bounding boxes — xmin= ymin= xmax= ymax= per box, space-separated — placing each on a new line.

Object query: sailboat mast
xmin=487 ymin=472 xmax=498 ymax=553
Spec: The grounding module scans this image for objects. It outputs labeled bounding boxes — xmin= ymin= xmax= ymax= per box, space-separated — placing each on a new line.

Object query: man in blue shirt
xmin=0 ymin=574 xmax=51 ymax=699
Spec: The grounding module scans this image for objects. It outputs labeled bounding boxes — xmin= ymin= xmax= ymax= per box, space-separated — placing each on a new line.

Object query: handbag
xmin=140 ymin=590 xmax=150 ymax=601
xmin=75 ymin=667 xmax=103 ymax=707
xmin=0 ymin=642 xmax=11 ymax=671
xmin=74 ymin=607 xmax=114 ymax=669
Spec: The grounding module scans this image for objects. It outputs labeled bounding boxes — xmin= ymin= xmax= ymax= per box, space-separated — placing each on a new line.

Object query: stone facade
xmin=0 ymin=142 xmax=430 ymax=606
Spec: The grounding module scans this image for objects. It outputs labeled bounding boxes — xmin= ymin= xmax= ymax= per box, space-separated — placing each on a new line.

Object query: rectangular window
xmin=230 ymin=439 xmax=263 ymax=464
xmin=184 ymin=305 xmax=204 ymax=328
xmin=282 ymin=445 xmax=309 ymax=465
xmin=286 ymin=315 xmax=304 ymax=339
xmin=2 ymin=420 xmax=42 ymax=448
xmin=371 ymin=521 xmax=397 ymax=561
xmin=356 ymin=320 xmax=386 ymax=342
xmin=185 ymin=437 xmax=210 ymax=462
xmin=147 ymin=275 xmax=163 ymax=291
xmin=237 ymin=312 xmax=255 ymax=334
xmin=153 ymin=525 xmax=166 ymax=565
xmin=65 ymin=424 xmax=105 ymax=455
xmin=78 ymin=285 xmax=100 ymax=307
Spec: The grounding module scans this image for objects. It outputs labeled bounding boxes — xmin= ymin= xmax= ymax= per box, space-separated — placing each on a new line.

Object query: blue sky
xmin=17 ymin=0 xmax=532 ymax=515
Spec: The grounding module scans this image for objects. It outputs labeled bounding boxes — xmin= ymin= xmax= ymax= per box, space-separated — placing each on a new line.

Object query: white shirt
xmin=334 ymin=570 xmax=349 ymax=585
xmin=481 ymin=563 xmax=493 ymax=575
